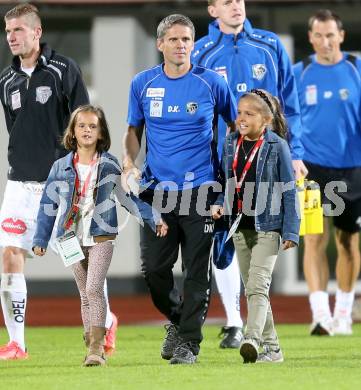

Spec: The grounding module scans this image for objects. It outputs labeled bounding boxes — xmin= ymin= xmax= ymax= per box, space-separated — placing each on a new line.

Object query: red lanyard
xmin=232 ymin=133 xmax=264 ymax=212
xmin=64 ymin=153 xmax=98 ymax=231
xmin=73 ymin=152 xmax=98 ymax=199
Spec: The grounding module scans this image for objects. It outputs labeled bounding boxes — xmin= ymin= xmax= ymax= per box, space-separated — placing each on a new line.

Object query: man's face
xmin=157 ymin=24 xmax=194 ymax=67
xmin=208 ymin=0 xmax=246 ymax=33
xmin=5 ymin=16 xmax=41 ymax=57
xmin=309 ymin=19 xmax=344 ymax=64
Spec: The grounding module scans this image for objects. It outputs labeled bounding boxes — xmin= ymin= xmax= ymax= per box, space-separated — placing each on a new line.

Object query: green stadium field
xmin=0 ymin=324 xmax=360 ymax=390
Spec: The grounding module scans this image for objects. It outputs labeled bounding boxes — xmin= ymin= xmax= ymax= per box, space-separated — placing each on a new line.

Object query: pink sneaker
xmin=104 ymin=312 xmax=118 ymax=356
xmin=0 ymin=341 xmax=28 ymax=360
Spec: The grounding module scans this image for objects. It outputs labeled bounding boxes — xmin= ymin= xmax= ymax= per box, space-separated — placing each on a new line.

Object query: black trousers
xmin=139 ymin=187 xmax=214 ymax=351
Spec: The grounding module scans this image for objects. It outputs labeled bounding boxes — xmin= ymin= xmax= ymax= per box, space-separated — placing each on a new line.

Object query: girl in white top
xmin=33 ymin=105 xmax=168 ymax=366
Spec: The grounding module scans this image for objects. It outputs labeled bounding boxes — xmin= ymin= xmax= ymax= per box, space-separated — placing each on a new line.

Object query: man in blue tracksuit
xmin=192 ymin=0 xmax=306 ymax=349
xmin=293 ymin=9 xmax=361 ymax=337
xmin=122 ymin=14 xmax=237 ymax=364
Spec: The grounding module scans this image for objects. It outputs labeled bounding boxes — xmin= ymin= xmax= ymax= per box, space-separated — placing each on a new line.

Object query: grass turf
xmin=0 ymin=324 xmax=360 ymax=390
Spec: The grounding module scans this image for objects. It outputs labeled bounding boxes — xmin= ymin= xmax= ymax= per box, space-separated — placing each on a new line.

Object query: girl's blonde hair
xmin=63 ymin=105 xmax=111 ymax=152
xmin=240 ymin=89 xmax=288 ymax=139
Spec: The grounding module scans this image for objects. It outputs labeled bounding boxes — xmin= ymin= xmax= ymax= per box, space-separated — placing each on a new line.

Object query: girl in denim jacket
xmin=33 ymin=105 xmax=167 ymax=367
xmin=212 ymin=89 xmax=300 ymax=364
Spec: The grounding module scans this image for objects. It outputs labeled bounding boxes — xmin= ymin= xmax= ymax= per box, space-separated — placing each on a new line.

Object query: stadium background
xmin=0 ymin=0 xmax=360 ymax=325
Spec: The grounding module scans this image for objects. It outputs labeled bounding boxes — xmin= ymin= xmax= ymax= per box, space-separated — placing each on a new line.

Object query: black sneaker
xmin=161 ymin=324 xmax=179 ymax=360
xmin=219 ymin=326 xmax=243 ymax=349
xmin=169 ymin=342 xmax=197 ymax=365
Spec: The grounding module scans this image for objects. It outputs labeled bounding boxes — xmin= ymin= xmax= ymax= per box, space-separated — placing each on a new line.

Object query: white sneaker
xmin=257 ymin=347 xmax=284 ymax=363
xmin=333 ymin=317 xmax=352 ymax=335
xmin=310 ymin=318 xmax=334 ymax=336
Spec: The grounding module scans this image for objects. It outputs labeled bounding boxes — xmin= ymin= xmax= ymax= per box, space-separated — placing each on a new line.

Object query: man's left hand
xmin=292 ymin=160 xmax=308 ymax=180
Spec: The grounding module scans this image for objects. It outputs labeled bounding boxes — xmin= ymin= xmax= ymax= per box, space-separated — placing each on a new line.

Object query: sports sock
xmin=309 ymin=290 xmax=331 ymax=322
xmin=214 ymin=254 xmax=243 ymax=328
xmin=0 ymin=273 xmax=27 ymax=350
xmin=334 ymin=288 xmax=354 ymax=320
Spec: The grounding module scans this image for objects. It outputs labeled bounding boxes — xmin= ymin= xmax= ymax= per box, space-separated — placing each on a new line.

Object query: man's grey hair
xmin=157 ymin=14 xmax=195 ymax=40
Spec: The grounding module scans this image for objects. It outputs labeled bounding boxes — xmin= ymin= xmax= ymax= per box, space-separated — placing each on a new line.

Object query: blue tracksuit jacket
xmin=192 ymin=19 xmax=303 ymax=161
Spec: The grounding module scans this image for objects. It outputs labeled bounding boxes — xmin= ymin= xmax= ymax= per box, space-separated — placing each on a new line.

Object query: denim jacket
xmin=216 ymin=129 xmax=300 ymax=244
xmin=33 ymin=151 xmax=160 ymax=249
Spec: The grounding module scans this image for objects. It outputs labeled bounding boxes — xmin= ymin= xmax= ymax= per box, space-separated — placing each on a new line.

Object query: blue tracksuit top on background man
xmin=127 ymin=64 xmax=237 ymax=190
xmin=293 ymin=53 xmax=361 ymax=168
xmin=192 ymin=19 xmax=303 ymax=161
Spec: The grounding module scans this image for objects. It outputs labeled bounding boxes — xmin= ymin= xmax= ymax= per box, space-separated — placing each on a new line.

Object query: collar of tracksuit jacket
xmin=207 ymin=19 xmax=254 ymax=44
xmin=11 ymin=43 xmax=53 ymax=74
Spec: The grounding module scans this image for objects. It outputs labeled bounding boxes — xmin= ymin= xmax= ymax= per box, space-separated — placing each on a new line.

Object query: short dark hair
xmin=4 ymin=3 xmax=41 ymax=27
xmin=308 ymin=9 xmax=343 ymax=31
xmin=63 ymin=105 xmax=111 ymax=153
xmin=157 ymin=14 xmax=195 ymax=40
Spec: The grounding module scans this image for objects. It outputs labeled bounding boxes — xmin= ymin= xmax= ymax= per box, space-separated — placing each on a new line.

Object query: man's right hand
xmin=121 ymin=164 xmax=142 ymax=194
xmin=156 ymin=218 xmax=169 ymax=237
xmin=211 ymin=205 xmax=224 ymax=220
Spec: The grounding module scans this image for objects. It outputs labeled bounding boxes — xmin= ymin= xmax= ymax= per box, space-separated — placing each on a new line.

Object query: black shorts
xmin=305 ymin=161 xmax=361 ymax=233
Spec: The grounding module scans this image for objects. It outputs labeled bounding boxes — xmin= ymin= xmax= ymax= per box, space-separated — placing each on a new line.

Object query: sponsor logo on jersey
xmin=36 ymin=86 xmax=52 ymax=104
xmin=168 ymin=105 xmax=180 ymax=113
xmin=50 ymin=59 xmax=67 ymax=68
xmin=1 ymin=218 xmax=27 ymax=235
xmin=339 ymin=88 xmax=349 ymax=100
xmin=215 ymin=66 xmax=228 ymax=83
xmin=146 ymin=88 xmax=165 ymax=98
xmin=252 ymin=64 xmax=267 ymax=80
xmin=150 ymin=100 xmax=163 ymax=117
xmin=324 ymin=91 xmax=333 ymax=99
xmin=236 ymin=83 xmax=247 ymax=93
xmin=186 ymin=102 xmax=198 ymax=115
xmin=306 ymin=85 xmax=317 ymax=105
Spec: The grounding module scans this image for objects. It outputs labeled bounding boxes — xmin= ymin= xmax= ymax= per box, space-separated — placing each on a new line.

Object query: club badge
xmin=339 ymin=89 xmax=349 ymax=101
xmin=36 ymin=86 xmax=52 ymax=104
xmin=186 ymin=102 xmax=198 ymax=115
xmin=252 ymin=64 xmax=267 ymax=80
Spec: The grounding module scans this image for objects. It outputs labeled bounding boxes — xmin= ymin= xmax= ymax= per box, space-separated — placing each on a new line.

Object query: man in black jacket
xmin=0 ymin=3 xmax=116 ymax=360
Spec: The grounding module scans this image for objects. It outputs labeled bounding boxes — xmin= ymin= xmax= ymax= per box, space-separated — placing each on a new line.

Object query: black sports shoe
xmin=170 ymin=342 xmax=197 ymax=365
xmin=161 ymin=324 xmax=180 ymax=360
xmin=219 ymin=326 xmax=243 ymax=349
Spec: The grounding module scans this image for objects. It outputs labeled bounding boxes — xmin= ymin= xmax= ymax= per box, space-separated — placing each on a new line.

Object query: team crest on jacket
xmin=36 ymin=86 xmax=52 ymax=104
xmin=339 ymin=88 xmax=349 ymax=101
xmin=186 ymin=102 xmax=198 ymax=115
xmin=252 ymin=64 xmax=267 ymax=80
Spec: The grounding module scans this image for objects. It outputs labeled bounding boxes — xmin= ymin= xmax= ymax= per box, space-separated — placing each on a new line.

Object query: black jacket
xmin=0 ymin=43 xmax=89 ymax=182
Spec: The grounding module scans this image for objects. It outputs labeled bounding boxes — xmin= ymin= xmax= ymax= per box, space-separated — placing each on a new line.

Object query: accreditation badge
xmin=226 ymin=213 xmax=243 ymax=242
xmin=305 ymin=85 xmax=317 ymax=105
xmin=55 ymin=231 xmax=85 ymax=267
